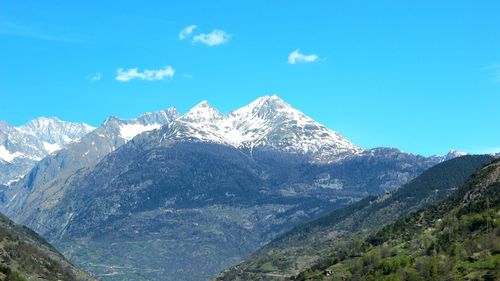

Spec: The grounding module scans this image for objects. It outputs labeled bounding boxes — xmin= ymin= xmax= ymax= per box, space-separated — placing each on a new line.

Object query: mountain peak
xmin=180 ymin=100 xmax=223 ymax=123
xmin=103 ymin=116 xmax=122 ymax=126
xmin=447 ymin=149 xmax=467 ymax=155
xmin=443 ymin=149 xmax=469 ymax=161
xmin=220 ymin=95 xmax=361 ymax=160
xmin=228 ymin=95 xmax=292 ymax=122
xmin=197 ymin=100 xmax=210 ymax=106
xmin=166 ymin=107 xmax=180 ymax=118
xmin=429 ymin=149 xmax=469 ymax=163
xmin=97 ymin=95 xmax=362 ymax=163
xmin=251 ymin=94 xmax=288 ymax=108
xmin=191 ymin=100 xmax=220 ymax=112
xmin=16 ymin=116 xmax=95 ymax=145
xmin=19 ymin=116 xmax=95 ymax=133
xmin=136 ymin=108 xmax=180 ymax=126
xmin=20 ymin=116 xmax=61 ymax=128
xmin=444 ymin=149 xmax=468 ymax=160
xmin=34 ymin=116 xmax=60 ymax=121
xmin=254 ymin=94 xmax=283 ymax=103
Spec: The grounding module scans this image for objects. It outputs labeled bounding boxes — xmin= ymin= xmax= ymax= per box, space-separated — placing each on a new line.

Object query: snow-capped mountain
xmin=0 ymin=117 xmax=95 ymax=185
xmin=429 ymin=149 xmax=469 ymax=163
xmin=1 ymin=100 xmax=446 ymax=281
xmin=1 ymin=95 xmax=455 ymax=281
xmin=92 ymin=108 xmax=179 ymax=153
xmin=163 ymin=95 xmax=362 ymax=162
xmin=442 ymin=149 xmax=468 ymax=161
xmin=0 ymin=109 xmax=179 ymax=187
xmin=117 ymin=108 xmax=179 ymax=141
xmin=1 ymin=108 xmax=178 ymax=210
xmin=17 ymin=117 xmax=95 ymax=151
xmin=0 ymin=117 xmax=94 ymax=161
xmin=1 ymin=96 xmax=467 ymax=188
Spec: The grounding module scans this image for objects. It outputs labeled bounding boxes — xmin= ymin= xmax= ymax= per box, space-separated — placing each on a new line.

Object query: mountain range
xmin=0 ymin=117 xmax=95 ymax=186
xmin=170 ymin=95 xmax=361 ymax=162
xmin=0 ymin=95 xmax=481 ymax=281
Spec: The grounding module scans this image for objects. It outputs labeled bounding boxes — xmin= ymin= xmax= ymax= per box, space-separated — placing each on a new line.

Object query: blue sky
xmin=0 ymin=0 xmax=499 ymax=156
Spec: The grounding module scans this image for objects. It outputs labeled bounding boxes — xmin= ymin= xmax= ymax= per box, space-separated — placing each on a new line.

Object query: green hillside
xmin=294 ymin=158 xmax=500 ymax=280
xmin=0 ymin=213 xmax=95 ymax=281
xmin=216 ymin=155 xmax=494 ymax=280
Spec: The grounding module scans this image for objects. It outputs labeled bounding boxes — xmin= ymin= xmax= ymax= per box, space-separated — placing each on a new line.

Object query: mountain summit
xmin=16 ymin=116 xmax=95 ymax=146
xmin=225 ymin=95 xmax=361 ymax=160
xmin=180 ymin=100 xmax=224 ymax=123
xmin=164 ymin=95 xmax=361 ymax=162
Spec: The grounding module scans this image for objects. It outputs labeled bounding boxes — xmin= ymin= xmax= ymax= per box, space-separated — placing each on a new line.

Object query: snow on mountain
xmin=0 ymin=108 xmax=179 ymax=215
xmin=445 ymin=149 xmax=468 ymax=159
xmin=42 ymin=142 xmax=62 ymax=154
xmin=179 ymin=101 xmax=224 ymax=123
xmin=68 ymin=109 xmax=179 ymax=163
xmin=17 ymin=117 xmax=95 ymax=146
xmin=225 ymin=95 xmax=361 ymax=157
xmin=135 ymin=107 xmax=180 ymax=126
xmin=162 ymin=95 xmax=362 ymax=162
xmin=114 ymin=108 xmax=180 ymax=141
xmin=166 ymin=101 xmax=231 ymax=144
xmin=0 ymin=117 xmax=95 ymax=161
xmin=120 ymin=124 xmax=163 ymax=141
xmin=0 ymin=118 xmax=96 ymax=185
xmin=0 ymin=145 xmax=26 ymax=163
xmin=7 ymin=95 xmax=468 ymax=186
xmin=429 ymin=149 xmax=469 ymax=163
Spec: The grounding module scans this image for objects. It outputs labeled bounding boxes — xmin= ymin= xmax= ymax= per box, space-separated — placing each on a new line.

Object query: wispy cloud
xmin=116 ymin=66 xmax=175 ymax=82
xmin=0 ymin=21 xmax=78 ymax=43
xmin=88 ymin=73 xmax=101 ymax=82
xmin=179 ymin=25 xmax=197 ymax=40
xmin=192 ymin=29 xmax=230 ymax=46
xmin=288 ymin=49 xmax=319 ymax=64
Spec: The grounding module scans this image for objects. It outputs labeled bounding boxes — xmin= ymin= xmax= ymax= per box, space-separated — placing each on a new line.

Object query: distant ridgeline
xmin=0 ymin=117 xmax=95 ymax=186
xmin=216 ymin=155 xmax=498 ymax=281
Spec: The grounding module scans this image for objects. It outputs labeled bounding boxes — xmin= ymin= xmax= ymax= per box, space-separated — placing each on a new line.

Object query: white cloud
xmin=192 ymin=29 xmax=230 ymax=46
xmin=89 ymin=72 xmax=101 ymax=81
xmin=288 ymin=49 xmax=319 ymax=64
xmin=116 ymin=66 xmax=175 ymax=82
xmin=179 ymin=24 xmax=197 ymax=40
